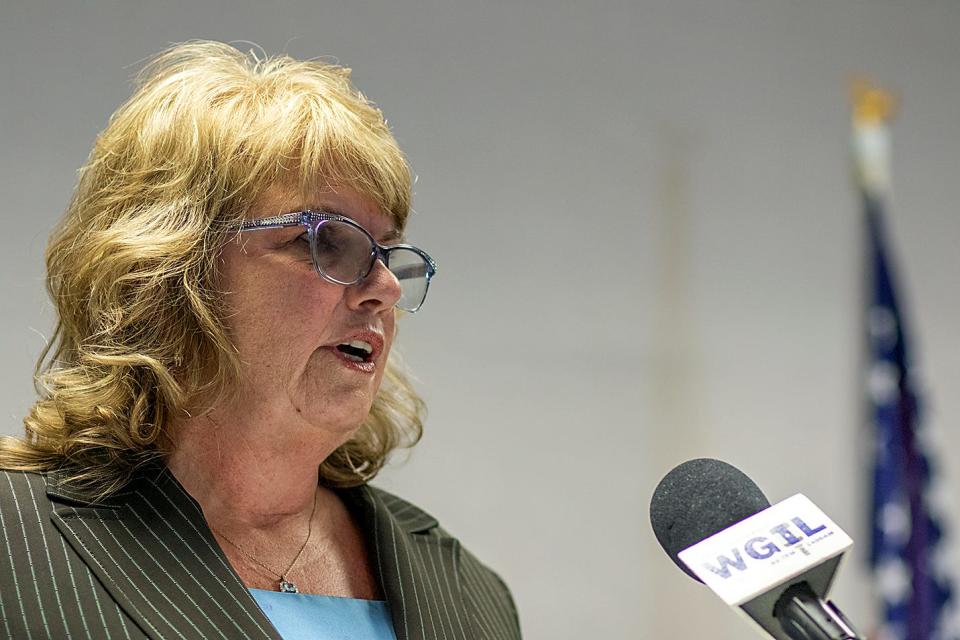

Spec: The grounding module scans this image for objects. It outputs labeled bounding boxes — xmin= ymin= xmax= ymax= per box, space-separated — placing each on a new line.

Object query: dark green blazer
xmin=0 ymin=467 xmax=521 ymax=639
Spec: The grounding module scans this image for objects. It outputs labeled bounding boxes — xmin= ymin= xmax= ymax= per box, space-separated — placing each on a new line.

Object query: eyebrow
xmin=379 ymin=227 xmax=404 ymax=244
xmin=309 ymin=207 xmax=404 ymax=244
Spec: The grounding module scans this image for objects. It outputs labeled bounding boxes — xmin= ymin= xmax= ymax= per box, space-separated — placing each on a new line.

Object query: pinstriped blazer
xmin=0 ymin=466 xmax=521 ymax=639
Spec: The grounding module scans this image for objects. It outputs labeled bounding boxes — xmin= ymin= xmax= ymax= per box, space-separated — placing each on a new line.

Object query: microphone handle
xmin=773 ymin=583 xmax=864 ymax=640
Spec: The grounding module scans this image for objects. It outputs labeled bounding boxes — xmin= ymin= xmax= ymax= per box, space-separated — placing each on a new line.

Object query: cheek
xmin=283 ymin=278 xmax=345 ymax=328
xmin=224 ymin=269 xmax=344 ymax=363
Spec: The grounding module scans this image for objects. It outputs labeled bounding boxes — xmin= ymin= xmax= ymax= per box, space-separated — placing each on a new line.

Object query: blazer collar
xmin=47 ymin=466 xmax=472 ymax=640
xmin=47 ymin=464 xmax=281 ymax=640
xmin=341 ymin=486 xmax=475 ymax=640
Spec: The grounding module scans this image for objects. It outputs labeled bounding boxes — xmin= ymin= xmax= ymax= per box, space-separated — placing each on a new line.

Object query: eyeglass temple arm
xmin=237 ymin=212 xmax=313 ymax=231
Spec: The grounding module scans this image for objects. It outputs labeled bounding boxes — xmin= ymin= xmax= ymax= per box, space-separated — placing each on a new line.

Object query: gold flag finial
xmin=850 ymin=78 xmax=896 ymax=126
xmin=850 ymin=78 xmax=895 ymax=194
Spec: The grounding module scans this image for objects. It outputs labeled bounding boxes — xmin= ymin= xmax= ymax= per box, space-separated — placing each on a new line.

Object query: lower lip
xmin=327 ymin=347 xmax=377 ymax=373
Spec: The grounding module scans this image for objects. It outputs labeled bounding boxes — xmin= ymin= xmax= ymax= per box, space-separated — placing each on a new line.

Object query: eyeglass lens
xmin=385 ymin=247 xmax=430 ymax=311
xmin=311 ymin=220 xmax=430 ymax=311
xmin=311 ymin=220 xmax=376 ymax=284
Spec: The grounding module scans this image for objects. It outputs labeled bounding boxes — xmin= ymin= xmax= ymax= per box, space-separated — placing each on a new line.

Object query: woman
xmin=0 ymin=41 xmax=521 ymax=640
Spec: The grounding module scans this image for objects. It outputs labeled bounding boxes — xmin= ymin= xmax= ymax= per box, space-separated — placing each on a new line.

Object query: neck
xmin=166 ymin=407 xmax=351 ymax=533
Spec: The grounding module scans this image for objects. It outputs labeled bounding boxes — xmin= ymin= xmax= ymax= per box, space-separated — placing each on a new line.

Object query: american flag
xmin=856 ymin=86 xmax=959 ymax=640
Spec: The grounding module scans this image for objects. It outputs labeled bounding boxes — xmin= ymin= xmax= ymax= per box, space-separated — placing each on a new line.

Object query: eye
xmin=288 ymin=233 xmax=313 ymax=263
xmin=314 ymin=234 xmax=343 ymax=254
xmin=293 ymin=232 xmax=311 ymax=247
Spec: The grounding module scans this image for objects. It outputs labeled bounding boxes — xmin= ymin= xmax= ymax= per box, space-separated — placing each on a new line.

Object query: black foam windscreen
xmin=649 ymin=458 xmax=771 ymax=581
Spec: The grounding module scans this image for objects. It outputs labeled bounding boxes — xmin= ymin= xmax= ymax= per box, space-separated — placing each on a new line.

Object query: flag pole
xmin=851 ymin=79 xmax=960 ymax=640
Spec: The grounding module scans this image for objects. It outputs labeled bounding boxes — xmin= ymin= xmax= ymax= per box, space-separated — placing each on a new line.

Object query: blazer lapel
xmin=47 ymin=467 xmax=477 ymax=640
xmin=47 ymin=466 xmax=280 ymax=640
xmin=343 ymin=486 xmax=476 ymax=640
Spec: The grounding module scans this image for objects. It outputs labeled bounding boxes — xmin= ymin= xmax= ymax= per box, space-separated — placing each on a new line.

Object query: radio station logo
xmin=704 ymin=517 xmax=834 ymax=579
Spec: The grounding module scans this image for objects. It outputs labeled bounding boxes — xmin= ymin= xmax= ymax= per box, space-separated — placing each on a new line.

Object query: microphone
xmin=650 ymin=458 xmax=864 ymax=640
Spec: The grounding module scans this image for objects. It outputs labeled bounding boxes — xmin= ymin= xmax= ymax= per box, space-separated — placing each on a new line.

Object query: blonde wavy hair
xmin=0 ymin=41 xmax=424 ymax=498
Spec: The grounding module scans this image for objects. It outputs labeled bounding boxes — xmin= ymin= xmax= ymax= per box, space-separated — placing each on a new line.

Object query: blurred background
xmin=2 ymin=1 xmax=958 ymax=637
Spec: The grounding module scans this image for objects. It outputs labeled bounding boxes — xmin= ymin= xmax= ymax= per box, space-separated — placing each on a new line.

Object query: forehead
xmin=250 ymin=184 xmax=400 ymax=238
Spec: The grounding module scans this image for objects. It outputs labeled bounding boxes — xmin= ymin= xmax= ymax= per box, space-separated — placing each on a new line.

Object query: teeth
xmin=336 ymin=340 xmax=374 ymax=362
xmin=348 ymin=340 xmax=373 ymax=356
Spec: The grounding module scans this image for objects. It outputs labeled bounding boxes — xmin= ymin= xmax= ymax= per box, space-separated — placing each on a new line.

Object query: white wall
xmin=2 ymin=1 xmax=958 ymax=637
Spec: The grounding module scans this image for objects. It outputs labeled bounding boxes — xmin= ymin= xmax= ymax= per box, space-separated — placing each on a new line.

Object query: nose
xmin=344 ymin=258 xmax=402 ymax=313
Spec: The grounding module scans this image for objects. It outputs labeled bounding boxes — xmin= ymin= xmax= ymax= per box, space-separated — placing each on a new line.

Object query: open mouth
xmin=335 ymin=340 xmax=374 ymax=363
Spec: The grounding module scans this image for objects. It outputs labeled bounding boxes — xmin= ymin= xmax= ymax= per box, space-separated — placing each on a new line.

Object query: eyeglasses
xmin=237 ymin=210 xmax=437 ymax=313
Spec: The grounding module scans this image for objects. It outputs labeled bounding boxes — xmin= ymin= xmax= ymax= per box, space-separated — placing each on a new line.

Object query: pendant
xmin=279 ymin=579 xmax=298 ymax=594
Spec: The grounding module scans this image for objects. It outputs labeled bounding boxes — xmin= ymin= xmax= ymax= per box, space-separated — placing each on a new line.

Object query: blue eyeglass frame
xmin=237 ymin=210 xmax=438 ymax=313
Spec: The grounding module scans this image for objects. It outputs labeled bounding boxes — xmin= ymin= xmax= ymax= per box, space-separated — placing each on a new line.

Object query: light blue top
xmin=250 ymin=589 xmax=397 ymax=640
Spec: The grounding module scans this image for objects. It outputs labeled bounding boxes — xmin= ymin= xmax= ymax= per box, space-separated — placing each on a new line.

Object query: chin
xmin=303 ymin=403 xmax=373 ymax=437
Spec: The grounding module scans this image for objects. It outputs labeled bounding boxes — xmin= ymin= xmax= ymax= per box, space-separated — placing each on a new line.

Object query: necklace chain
xmin=212 ymin=490 xmax=319 ymax=592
